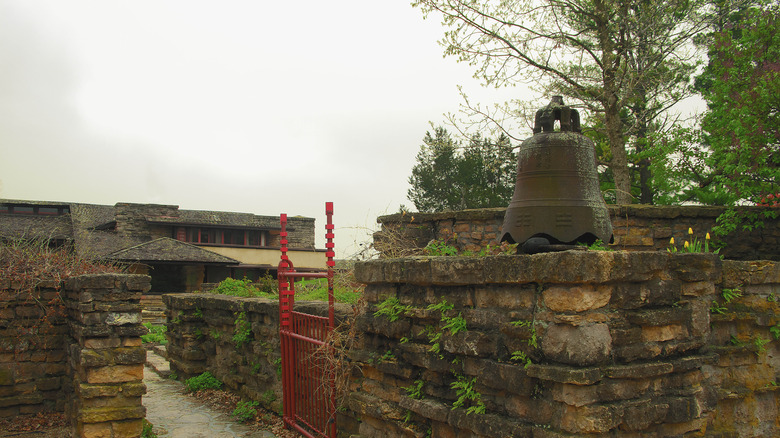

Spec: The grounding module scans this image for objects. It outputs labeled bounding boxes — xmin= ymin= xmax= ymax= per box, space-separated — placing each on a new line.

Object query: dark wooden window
xmin=175 ymin=226 xmax=267 ymax=247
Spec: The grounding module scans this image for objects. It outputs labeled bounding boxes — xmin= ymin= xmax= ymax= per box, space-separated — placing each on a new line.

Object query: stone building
xmin=0 ymin=199 xmax=325 ymax=293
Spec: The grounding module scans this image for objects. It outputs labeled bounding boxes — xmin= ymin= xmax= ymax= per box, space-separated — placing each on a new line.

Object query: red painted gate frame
xmin=278 ymin=202 xmax=336 ymax=438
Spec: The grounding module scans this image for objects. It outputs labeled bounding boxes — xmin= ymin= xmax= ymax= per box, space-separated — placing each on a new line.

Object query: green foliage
xmin=403 ymin=379 xmax=426 ymax=400
xmin=141 ymin=323 xmax=167 ymax=344
xmin=722 ymin=287 xmax=743 ymax=304
xmin=184 ymin=372 xmax=223 ymax=392
xmin=692 ymin=5 xmax=780 ymax=222
xmin=141 ymin=420 xmax=157 ymax=438
xmin=407 ymin=127 xmax=517 ymax=212
xmin=425 ymin=239 xmax=458 ymax=256
xmin=450 ymin=375 xmax=486 ymax=415
xmin=510 ymin=350 xmax=533 ymax=369
xmin=442 ymin=313 xmax=468 ymax=336
xmin=770 ymin=325 xmax=780 ymax=340
xmin=255 ymin=273 xmax=279 ymax=295
xmin=512 ymin=320 xmax=538 ymax=349
xmin=374 ymin=297 xmax=412 ymax=322
xmin=261 ymin=390 xmax=277 ymax=405
xmin=232 ymin=312 xmax=252 ymax=349
xmin=293 ymin=277 xmax=362 ymax=304
xmin=274 ymin=357 xmax=282 ymax=378
xmin=581 ymin=239 xmax=612 ymax=251
xmin=754 ymin=336 xmax=770 ymax=355
xmin=231 ymin=400 xmax=259 ymax=422
xmin=379 ymin=350 xmax=396 ymax=363
xmin=211 ymin=278 xmax=273 ymax=298
xmin=427 ymin=300 xmax=454 ymax=314
xmin=667 ymin=228 xmax=720 ymax=254
xmin=423 ymin=299 xmax=468 ymax=356
xmin=209 ymin=329 xmax=221 ymax=340
xmin=710 ymin=300 xmax=727 ymax=314
xmin=193 ymin=307 xmax=203 ymax=319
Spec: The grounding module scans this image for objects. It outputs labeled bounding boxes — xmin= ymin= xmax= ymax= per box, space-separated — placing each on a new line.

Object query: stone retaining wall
xmin=346 ymin=252 xmax=779 ymax=437
xmin=376 ymin=205 xmax=780 ymax=261
xmin=1 ymin=274 xmax=150 ymax=438
xmin=162 ymin=293 xmax=352 ymax=414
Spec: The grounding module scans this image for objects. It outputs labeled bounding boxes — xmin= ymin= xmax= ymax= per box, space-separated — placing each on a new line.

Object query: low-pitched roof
xmin=147 ymin=209 xmax=282 ymax=230
xmin=105 ymin=238 xmax=239 ymax=264
xmin=0 ymin=213 xmax=73 ymax=241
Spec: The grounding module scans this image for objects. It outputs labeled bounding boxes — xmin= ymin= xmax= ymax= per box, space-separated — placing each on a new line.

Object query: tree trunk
xmin=605 ymin=107 xmax=632 ymax=204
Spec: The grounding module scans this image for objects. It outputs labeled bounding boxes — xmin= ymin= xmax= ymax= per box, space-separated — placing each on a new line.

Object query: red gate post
xmin=278 ymin=203 xmax=337 ymax=438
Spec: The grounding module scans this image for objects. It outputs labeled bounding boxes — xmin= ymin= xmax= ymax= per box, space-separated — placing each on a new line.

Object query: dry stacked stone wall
xmin=1 ymin=274 xmax=149 ymax=438
xmin=347 ymin=252 xmax=779 ymax=437
xmin=0 ymin=280 xmax=69 ymax=417
xmin=377 ymin=205 xmax=780 ymax=261
xmin=162 ymin=294 xmax=352 ymax=414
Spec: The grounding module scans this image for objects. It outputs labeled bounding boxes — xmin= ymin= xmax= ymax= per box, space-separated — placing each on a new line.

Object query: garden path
xmin=143 ymin=350 xmax=278 ymax=438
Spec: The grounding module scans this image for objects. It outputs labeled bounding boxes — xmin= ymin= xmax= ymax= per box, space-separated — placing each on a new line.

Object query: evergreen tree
xmin=407 ymin=128 xmax=517 ymax=212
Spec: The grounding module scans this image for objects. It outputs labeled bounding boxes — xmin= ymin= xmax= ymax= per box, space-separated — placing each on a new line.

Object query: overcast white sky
xmin=0 ymin=1 xmax=530 ymax=257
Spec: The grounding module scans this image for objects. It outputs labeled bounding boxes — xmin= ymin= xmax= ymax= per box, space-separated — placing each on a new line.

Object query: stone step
xmin=145 ymin=349 xmax=171 ymax=378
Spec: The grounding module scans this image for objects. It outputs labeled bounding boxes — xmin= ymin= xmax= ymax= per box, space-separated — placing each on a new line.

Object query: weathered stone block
xmin=526 ymin=364 xmax=602 ymax=385
xmin=442 ymin=331 xmax=496 ymax=357
xmin=105 ymin=312 xmax=142 ymax=326
xmin=78 ymin=405 xmax=146 ymax=423
xmin=431 ymin=257 xmax=485 ymax=285
xmin=400 ymin=397 xmax=449 ymax=422
xmin=641 ymin=324 xmax=688 ymax=342
xmin=85 ymin=365 xmax=143 ymax=384
xmin=474 ymin=285 xmax=535 ymax=310
xmin=543 ymin=285 xmax=611 ymax=312
xmin=542 ymin=323 xmax=612 ymax=366
xmin=559 ymin=403 xmax=621 ymax=434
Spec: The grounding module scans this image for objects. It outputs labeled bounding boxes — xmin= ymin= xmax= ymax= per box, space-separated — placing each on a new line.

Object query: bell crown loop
xmin=533 ymin=96 xmax=581 ymax=134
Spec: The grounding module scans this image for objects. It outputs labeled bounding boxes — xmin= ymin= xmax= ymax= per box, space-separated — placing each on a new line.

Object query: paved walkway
xmin=144 ymin=350 xmax=278 ymax=438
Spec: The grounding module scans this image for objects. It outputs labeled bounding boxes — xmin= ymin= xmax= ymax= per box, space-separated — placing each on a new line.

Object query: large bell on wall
xmin=500 ymin=96 xmax=612 ymax=251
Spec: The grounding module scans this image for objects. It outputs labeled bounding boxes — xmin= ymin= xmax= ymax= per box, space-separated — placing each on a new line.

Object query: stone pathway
xmin=144 ymin=350 xmax=278 ymax=438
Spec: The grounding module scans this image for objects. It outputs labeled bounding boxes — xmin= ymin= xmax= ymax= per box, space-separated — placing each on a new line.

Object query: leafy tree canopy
xmin=699 ymin=4 xmax=780 ymax=204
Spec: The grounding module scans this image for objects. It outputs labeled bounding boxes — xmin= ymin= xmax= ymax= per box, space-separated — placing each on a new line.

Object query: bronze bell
xmin=500 ymin=96 xmax=612 ymax=250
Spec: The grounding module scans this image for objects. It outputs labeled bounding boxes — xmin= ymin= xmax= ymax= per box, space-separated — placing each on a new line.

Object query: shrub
xmin=141 ymin=323 xmax=167 ymax=344
xmin=232 ymin=400 xmax=259 ymax=422
xmin=184 ymin=372 xmax=223 ymax=392
xmin=210 ymin=278 xmax=273 ymax=298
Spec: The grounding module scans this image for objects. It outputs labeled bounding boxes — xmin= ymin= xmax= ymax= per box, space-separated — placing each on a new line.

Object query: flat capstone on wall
xmin=344 ymin=251 xmax=779 ymax=437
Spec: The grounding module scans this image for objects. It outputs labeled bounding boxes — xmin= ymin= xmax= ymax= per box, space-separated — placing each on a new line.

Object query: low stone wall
xmin=162 ymin=293 xmax=351 ymax=413
xmin=1 ymin=274 xmax=149 ymax=438
xmin=376 ymin=205 xmax=780 ymax=260
xmin=347 ymin=252 xmax=779 ymax=437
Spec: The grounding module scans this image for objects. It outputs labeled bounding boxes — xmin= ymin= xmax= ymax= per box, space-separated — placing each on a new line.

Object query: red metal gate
xmin=278 ymin=202 xmax=336 ymax=438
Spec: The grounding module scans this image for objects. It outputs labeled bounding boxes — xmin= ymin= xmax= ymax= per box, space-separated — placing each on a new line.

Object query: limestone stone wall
xmin=64 ymin=274 xmax=149 ymax=437
xmin=0 ymin=281 xmax=69 ymax=417
xmin=0 ymin=274 xmax=150 ymax=438
xmin=162 ymin=293 xmax=351 ymax=413
xmin=376 ymin=205 xmax=780 ymax=261
xmin=346 ymin=252 xmax=779 ymax=437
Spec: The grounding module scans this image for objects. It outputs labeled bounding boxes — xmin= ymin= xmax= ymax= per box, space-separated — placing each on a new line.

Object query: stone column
xmin=65 ymin=274 xmax=150 ymax=438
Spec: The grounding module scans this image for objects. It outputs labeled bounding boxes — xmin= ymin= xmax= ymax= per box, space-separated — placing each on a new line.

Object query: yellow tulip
xmin=688 ymin=227 xmax=693 ymax=235
xmin=684 ymin=241 xmax=690 ymax=248
xmin=706 ymin=233 xmax=711 ymax=240
xmin=670 ymin=237 xmax=675 ymax=245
